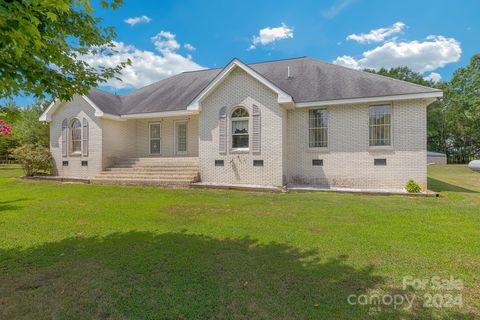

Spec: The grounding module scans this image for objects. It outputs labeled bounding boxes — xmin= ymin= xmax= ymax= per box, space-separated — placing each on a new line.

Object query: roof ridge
xmin=307 ymin=57 xmax=441 ymax=92
xmin=247 ymin=56 xmax=308 ymax=65
xmin=180 ymin=67 xmax=222 ymax=74
xmin=180 ymin=56 xmax=309 ymax=74
xmin=89 ymin=87 xmax=122 ymax=100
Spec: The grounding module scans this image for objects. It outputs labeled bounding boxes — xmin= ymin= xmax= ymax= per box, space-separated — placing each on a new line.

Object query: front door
xmin=175 ymin=121 xmax=187 ymax=155
xmin=149 ymin=122 xmax=161 ymax=155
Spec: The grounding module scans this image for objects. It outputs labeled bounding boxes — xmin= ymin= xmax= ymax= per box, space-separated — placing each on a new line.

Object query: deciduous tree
xmin=0 ymin=0 xmax=129 ymax=101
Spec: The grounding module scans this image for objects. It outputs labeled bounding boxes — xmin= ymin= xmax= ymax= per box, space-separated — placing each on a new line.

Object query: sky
xmin=10 ymin=0 xmax=480 ymax=105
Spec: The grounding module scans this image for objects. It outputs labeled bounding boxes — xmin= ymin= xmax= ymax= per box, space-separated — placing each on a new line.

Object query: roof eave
xmin=39 ymin=95 xmax=123 ymax=122
xmin=39 ymin=100 xmax=56 ymax=122
xmin=295 ymin=91 xmax=443 ymax=108
xmin=120 ymin=109 xmax=198 ymax=119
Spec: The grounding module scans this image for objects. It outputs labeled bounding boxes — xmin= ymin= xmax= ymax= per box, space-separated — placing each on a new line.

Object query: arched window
xmin=70 ymin=118 xmax=82 ymax=155
xmin=231 ymin=107 xmax=249 ymax=149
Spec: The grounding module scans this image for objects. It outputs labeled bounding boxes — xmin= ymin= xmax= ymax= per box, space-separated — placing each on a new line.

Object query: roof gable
xmin=39 ymin=94 xmax=114 ymax=122
xmin=187 ymin=58 xmax=293 ymax=111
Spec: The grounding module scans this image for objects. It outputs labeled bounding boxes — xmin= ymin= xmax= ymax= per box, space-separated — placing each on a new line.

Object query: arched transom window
xmin=70 ymin=118 xmax=82 ymax=155
xmin=231 ymin=107 xmax=249 ymax=149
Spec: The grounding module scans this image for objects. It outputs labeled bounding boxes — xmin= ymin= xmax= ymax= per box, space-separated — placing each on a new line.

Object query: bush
xmin=11 ymin=144 xmax=52 ymax=176
xmin=405 ymin=179 xmax=422 ymax=193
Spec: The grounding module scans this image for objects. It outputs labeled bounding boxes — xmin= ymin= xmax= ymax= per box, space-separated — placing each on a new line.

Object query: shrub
xmin=11 ymin=144 xmax=52 ymax=176
xmin=405 ymin=179 xmax=422 ymax=193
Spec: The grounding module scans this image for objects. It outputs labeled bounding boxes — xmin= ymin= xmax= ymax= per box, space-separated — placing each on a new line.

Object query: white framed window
xmin=308 ymin=109 xmax=328 ymax=148
xmin=149 ymin=122 xmax=161 ymax=154
xmin=174 ymin=120 xmax=187 ymax=155
xmin=231 ymin=107 xmax=249 ymax=149
xmin=69 ymin=118 xmax=82 ymax=155
xmin=369 ymin=105 xmax=392 ymax=146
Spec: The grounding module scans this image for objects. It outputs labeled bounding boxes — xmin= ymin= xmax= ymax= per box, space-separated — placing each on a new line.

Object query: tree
xmin=364 ymin=66 xmax=436 ymax=87
xmin=14 ymin=103 xmax=50 ymax=147
xmin=0 ymin=100 xmax=50 ymax=159
xmin=0 ymin=0 xmax=129 ymax=101
xmin=442 ymin=54 xmax=480 ymax=162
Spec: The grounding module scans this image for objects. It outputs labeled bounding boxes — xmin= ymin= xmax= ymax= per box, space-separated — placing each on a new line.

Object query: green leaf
xmin=46 ymin=12 xmax=57 ymax=22
xmin=0 ymin=0 xmax=126 ymax=101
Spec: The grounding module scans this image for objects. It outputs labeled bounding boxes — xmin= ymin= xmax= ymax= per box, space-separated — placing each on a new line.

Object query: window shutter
xmin=252 ymin=105 xmax=261 ymax=153
xmin=61 ymin=118 xmax=68 ymax=157
xmin=82 ymin=118 xmax=89 ymax=156
xmin=219 ymin=106 xmax=227 ymax=154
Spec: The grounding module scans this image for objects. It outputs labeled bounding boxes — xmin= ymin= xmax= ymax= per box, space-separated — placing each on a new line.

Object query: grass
xmin=0 ymin=164 xmax=479 ymax=319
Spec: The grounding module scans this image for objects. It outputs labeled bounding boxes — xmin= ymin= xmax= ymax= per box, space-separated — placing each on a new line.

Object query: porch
xmin=102 ymin=114 xmax=199 ymax=169
xmin=97 ymin=114 xmax=200 ymax=185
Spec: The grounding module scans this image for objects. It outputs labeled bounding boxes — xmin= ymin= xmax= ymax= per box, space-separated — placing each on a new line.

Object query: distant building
xmin=428 ymin=151 xmax=447 ymax=165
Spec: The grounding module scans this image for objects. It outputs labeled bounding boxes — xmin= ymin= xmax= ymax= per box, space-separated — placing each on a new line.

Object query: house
xmin=39 ymin=57 xmax=443 ymax=190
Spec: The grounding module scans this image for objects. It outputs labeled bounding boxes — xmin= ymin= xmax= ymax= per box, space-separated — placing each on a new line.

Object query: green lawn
xmin=0 ymin=165 xmax=479 ymax=319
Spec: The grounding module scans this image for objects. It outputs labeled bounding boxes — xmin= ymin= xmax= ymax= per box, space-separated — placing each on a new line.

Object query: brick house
xmin=39 ymin=57 xmax=442 ymax=190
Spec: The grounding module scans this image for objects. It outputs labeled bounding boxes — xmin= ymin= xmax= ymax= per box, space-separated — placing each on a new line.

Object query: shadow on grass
xmin=0 ymin=198 xmax=29 ymax=212
xmin=428 ymin=177 xmax=478 ymax=193
xmin=0 ymin=232 xmax=472 ymax=319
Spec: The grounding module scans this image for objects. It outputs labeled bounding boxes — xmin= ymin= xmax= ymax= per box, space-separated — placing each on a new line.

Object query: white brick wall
xmin=50 ymin=95 xmax=102 ymax=178
xmin=199 ymin=67 xmax=285 ymax=186
xmin=286 ymin=99 xmax=427 ymax=189
xmin=102 ymin=118 xmax=136 ymax=168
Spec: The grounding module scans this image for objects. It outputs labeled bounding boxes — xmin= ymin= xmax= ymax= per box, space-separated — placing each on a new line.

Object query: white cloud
xmin=333 ymin=36 xmax=461 ymax=73
xmin=322 ymin=0 xmax=356 ymax=19
xmin=124 ymin=16 xmax=151 ymax=26
xmin=151 ymin=31 xmax=181 ymax=53
xmin=80 ymin=32 xmax=203 ymax=89
xmin=424 ymin=72 xmax=442 ymax=83
xmin=332 ymin=55 xmax=360 ymax=69
xmin=184 ymin=43 xmax=196 ymax=51
xmin=347 ymin=22 xmax=406 ymax=44
xmin=248 ymin=23 xmax=293 ymax=50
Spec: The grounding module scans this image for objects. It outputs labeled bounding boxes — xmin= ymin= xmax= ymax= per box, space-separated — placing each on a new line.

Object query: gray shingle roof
xmin=86 ymin=87 xmax=123 ymax=115
xmin=87 ymin=57 xmax=441 ymax=115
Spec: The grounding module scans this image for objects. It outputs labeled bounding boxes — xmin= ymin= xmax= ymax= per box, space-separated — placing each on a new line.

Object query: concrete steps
xmin=94 ymin=157 xmax=199 ymax=186
xmin=104 ymin=167 xmax=199 ymax=173
xmin=91 ymin=178 xmax=194 ymax=187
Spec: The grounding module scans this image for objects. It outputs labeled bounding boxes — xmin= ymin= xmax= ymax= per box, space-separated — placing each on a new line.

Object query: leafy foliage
xmin=405 ymin=179 xmax=421 ymax=193
xmin=0 ymin=0 xmax=129 ymax=101
xmin=11 ymin=144 xmax=52 ymax=176
xmin=442 ymin=54 xmax=480 ymax=163
xmin=14 ymin=104 xmax=50 ymax=147
xmin=364 ymin=66 xmax=436 ymax=87
xmin=0 ymin=100 xmax=49 ymax=159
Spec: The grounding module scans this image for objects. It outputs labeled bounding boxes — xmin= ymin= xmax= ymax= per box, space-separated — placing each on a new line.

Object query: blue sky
xmin=11 ymin=0 xmax=480 ymax=105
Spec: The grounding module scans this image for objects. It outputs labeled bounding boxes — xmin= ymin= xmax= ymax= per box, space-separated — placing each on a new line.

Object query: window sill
xmin=69 ymin=153 xmax=81 ymax=157
xmin=307 ymin=147 xmax=329 ymax=153
xmin=230 ymin=148 xmax=250 ymax=154
xmin=368 ymin=146 xmax=394 ymax=152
